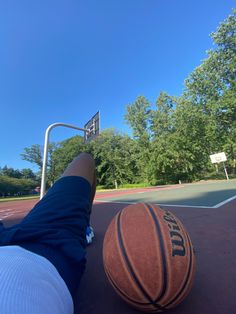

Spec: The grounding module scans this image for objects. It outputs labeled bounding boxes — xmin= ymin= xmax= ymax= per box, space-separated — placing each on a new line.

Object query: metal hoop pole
xmin=40 ymin=123 xmax=88 ymax=199
xmin=223 ymin=162 xmax=229 ymax=180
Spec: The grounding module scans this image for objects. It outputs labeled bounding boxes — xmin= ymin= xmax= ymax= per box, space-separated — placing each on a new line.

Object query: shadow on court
xmin=97 ymin=188 xmax=236 ymax=207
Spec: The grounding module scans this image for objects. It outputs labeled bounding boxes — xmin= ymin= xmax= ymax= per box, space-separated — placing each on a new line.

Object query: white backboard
xmin=210 ymin=152 xmax=227 ymax=164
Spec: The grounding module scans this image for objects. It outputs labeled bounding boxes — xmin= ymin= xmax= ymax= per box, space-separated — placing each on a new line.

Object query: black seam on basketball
xmin=117 ymin=209 xmax=165 ymax=311
xmin=163 ymin=230 xmax=193 ymax=308
xmin=104 ymin=264 xmax=158 ymax=307
xmin=146 ymin=204 xmax=168 ymax=304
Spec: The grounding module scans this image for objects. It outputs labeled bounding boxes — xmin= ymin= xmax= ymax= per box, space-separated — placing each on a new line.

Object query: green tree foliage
xmin=124 ymin=9 xmax=236 ymax=183
xmin=21 ymin=144 xmax=43 ymax=171
xmin=125 ymin=96 xmax=151 ymax=140
xmin=149 ymin=93 xmax=179 ymax=183
xmin=89 ymin=129 xmax=139 ymax=187
xmin=0 ymin=176 xmax=37 ymax=197
xmin=21 ymin=168 xmax=37 ymax=180
xmin=173 ymin=98 xmax=211 ymax=178
xmin=0 ymin=166 xmax=22 ymax=178
xmin=51 ymin=130 xmax=139 ymax=188
xmin=0 ymin=166 xmax=37 ymax=180
xmin=52 ymin=136 xmax=86 ymax=178
xmin=21 ymin=143 xmax=58 ymax=186
xmin=151 ymin=92 xmax=175 ymax=138
xmin=183 ymin=9 xmax=236 ymax=174
xmin=125 ymin=96 xmax=151 ymax=182
xmin=185 ymin=9 xmax=236 ymax=104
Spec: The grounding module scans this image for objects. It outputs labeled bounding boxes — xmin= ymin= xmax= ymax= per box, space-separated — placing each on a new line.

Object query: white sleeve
xmin=0 ymin=246 xmax=73 ymax=314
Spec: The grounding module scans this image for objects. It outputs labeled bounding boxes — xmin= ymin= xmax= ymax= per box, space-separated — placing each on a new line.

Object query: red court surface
xmin=0 ymin=186 xmax=236 ymax=314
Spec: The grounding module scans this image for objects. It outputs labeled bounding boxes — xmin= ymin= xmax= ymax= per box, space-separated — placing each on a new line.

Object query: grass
xmin=118 ymin=183 xmax=151 ymax=189
xmin=96 ymin=183 xmax=152 ymax=191
xmin=0 ymin=195 xmax=39 ymax=202
xmin=197 ymin=172 xmax=236 ymax=181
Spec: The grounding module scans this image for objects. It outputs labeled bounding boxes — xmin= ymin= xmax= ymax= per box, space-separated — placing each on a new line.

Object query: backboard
xmin=84 ymin=111 xmax=100 ymax=143
xmin=210 ymin=152 xmax=227 ymax=164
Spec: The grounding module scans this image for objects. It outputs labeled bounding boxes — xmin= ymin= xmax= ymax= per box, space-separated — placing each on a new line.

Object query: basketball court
xmin=0 ymin=179 xmax=236 ymax=314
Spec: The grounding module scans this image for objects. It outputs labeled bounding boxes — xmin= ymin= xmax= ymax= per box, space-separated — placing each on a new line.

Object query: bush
xmin=0 ymin=175 xmax=38 ymax=197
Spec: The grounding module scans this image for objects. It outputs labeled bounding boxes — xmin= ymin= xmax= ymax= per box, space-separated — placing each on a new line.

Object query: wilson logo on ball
xmin=163 ymin=211 xmax=186 ymax=257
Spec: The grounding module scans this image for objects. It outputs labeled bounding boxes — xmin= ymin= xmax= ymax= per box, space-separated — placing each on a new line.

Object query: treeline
xmin=124 ymin=10 xmax=236 ymax=183
xmin=124 ymin=10 xmax=236 ymax=184
xmin=0 ymin=166 xmax=37 ymax=180
xmin=0 ymin=166 xmax=39 ymax=197
xmin=2 ymin=9 xmax=236 ymax=192
xmin=0 ymin=176 xmax=38 ymax=197
xmin=20 ymin=132 xmax=139 ymax=188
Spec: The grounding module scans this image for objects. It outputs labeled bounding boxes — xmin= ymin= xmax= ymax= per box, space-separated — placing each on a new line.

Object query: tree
xmin=89 ymin=129 xmax=139 ymax=187
xmin=21 ymin=168 xmax=37 ymax=180
xmin=52 ymin=135 xmax=86 ymax=179
xmin=0 ymin=176 xmax=37 ymax=197
xmin=125 ymin=96 xmax=152 ymax=182
xmin=0 ymin=166 xmax=22 ymax=178
xmin=21 ymin=144 xmax=43 ymax=171
xmin=149 ymin=93 xmax=180 ymax=182
xmin=182 ymin=9 xmax=236 ymax=174
xmin=125 ymin=96 xmax=151 ymax=140
xmin=173 ymin=97 xmax=211 ymax=178
xmin=21 ymin=143 xmax=58 ymax=186
xmin=151 ymin=92 xmax=175 ymax=138
xmin=185 ymin=9 xmax=236 ymax=105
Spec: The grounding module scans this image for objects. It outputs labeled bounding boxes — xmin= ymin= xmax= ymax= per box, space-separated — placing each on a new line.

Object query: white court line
xmin=158 ymin=204 xmax=213 ymax=209
xmin=96 ymin=195 xmax=236 ymax=209
xmin=0 ymin=212 xmax=14 ymax=220
xmin=95 ymin=200 xmax=134 ymax=205
xmin=213 ymin=195 xmax=236 ymax=208
xmin=95 ymin=200 xmax=213 ymax=208
xmin=0 ymin=209 xmax=14 ymax=213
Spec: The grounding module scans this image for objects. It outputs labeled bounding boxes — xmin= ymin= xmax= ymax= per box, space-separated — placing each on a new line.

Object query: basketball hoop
xmin=215 ymin=156 xmax=222 ymax=163
xmin=84 ymin=111 xmax=100 ymax=143
xmin=209 ymin=152 xmax=229 ymax=180
xmin=40 ymin=112 xmax=101 ymax=199
xmin=210 ymin=152 xmax=227 ymax=164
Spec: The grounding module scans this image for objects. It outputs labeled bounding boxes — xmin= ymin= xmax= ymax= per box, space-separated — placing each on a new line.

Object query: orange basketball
xmin=103 ymin=203 xmax=196 ymax=312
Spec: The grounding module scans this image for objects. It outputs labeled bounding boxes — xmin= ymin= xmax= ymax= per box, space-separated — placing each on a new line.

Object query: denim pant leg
xmin=0 ymin=176 xmax=91 ymax=300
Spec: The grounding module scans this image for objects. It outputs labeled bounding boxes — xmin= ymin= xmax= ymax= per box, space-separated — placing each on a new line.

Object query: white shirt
xmin=0 ymin=246 xmax=73 ymax=314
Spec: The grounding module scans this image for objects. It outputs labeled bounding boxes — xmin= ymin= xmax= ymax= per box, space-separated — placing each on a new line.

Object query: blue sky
xmin=0 ymin=0 xmax=235 ymax=171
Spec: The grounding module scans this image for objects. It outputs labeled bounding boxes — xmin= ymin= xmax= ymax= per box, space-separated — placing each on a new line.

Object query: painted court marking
xmin=95 ymin=199 xmax=214 ymax=208
xmin=0 ymin=183 xmax=235 ymax=222
xmin=213 ymin=195 xmax=236 ymax=208
xmin=95 ymin=194 xmax=236 ymax=209
xmin=0 ymin=212 xmax=14 ymax=220
xmin=95 ymin=180 xmax=236 ymax=209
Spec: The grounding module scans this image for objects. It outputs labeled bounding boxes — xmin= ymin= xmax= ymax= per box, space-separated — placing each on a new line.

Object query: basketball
xmin=103 ymin=203 xmax=196 ymax=312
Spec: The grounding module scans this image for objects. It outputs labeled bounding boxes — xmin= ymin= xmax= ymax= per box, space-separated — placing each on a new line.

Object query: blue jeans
xmin=0 ymin=176 xmax=91 ymax=301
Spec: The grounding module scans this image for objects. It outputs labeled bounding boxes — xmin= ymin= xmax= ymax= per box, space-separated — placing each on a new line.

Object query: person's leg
xmin=62 ymin=153 xmax=96 ymax=215
xmin=17 ymin=152 xmax=95 ymax=226
xmin=62 ymin=153 xmax=95 ymax=186
xmin=0 ymin=153 xmax=96 ymax=300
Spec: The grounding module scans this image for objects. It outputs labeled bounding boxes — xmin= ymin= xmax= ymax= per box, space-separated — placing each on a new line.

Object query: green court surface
xmin=97 ymin=180 xmax=236 ymax=207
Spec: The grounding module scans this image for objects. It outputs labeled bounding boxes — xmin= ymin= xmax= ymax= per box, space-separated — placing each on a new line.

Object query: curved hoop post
xmin=40 ymin=123 xmax=88 ymax=199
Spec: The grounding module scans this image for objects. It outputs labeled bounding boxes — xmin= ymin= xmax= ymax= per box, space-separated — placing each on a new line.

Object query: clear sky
xmin=0 ymin=0 xmax=235 ymax=171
